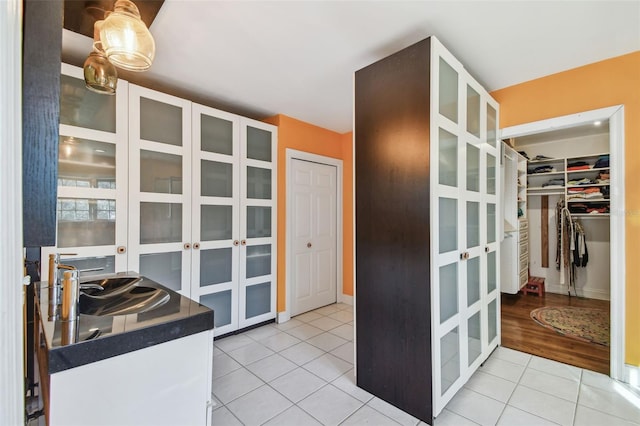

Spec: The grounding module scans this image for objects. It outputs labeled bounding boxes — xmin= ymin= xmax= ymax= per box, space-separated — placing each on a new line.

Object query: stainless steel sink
xmin=80 ymin=276 xmax=144 ymax=299
xmin=78 ymin=277 xmax=170 ymax=317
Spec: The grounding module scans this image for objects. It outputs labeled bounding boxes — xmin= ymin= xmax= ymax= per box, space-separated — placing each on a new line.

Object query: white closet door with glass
xmin=238 ymin=119 xmax=277 ymax=329
xmin=128 ymin=85 xmax=192 ymax=297
xmin=191 ymin=104 xmax=241 ymax=335
xmin=430 ymin=39 xmax=500 ymax=415
xmin=42 ymin=64 xmax=129 ymax=280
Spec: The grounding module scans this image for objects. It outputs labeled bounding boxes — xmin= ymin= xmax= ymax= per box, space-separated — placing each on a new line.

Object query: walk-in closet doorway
xmin=500 ymin=105 xmax=625 ymax=381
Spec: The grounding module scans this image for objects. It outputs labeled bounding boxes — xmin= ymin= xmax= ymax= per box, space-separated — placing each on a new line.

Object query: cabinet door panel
xmin=128 ymin=84 xmax=192 ymax=297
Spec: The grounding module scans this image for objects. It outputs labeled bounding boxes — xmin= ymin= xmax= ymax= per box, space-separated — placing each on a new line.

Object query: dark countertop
xmin=35 ymin=272 xmax=213 ymax=374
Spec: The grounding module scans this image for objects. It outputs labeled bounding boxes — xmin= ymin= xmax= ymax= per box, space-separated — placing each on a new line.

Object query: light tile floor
xmin=212 ymin=303 xmax=640 ymax=425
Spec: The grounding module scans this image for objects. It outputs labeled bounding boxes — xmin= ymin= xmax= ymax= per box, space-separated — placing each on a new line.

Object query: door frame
xmin=500 ymin=105 xmax=625 ymax=381
xmin=281 ymin=149 xmax=343 ymax=322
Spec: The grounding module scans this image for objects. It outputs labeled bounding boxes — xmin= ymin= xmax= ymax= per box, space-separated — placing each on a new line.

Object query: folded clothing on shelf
xmin=542 ymin=178 xmax=565 ymax=188
xmin=567 ymin=161 xmax=590 ymax=171
xmin=567 ymin=177 xmax=594 ymax=186
xmin=568 ymin=202 xmax=609 ymax=214
xmin=594 ymin=155 xmax=609 ymax=169
xmin=528 ymin=165 xmax=556 ymax=174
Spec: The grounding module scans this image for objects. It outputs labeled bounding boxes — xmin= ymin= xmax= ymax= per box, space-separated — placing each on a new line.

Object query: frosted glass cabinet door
xmin=128 ymin=84 xmax=192 ymax=297
xmin=190 ymin=104 xmax=240 ymax=336
xmin=42 ymin=63 xmax=129 ymax=281
xmin=238 ymin=118 xmax=277 ymax=329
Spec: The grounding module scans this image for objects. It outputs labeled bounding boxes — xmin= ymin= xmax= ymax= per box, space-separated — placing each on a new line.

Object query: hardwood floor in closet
xmin=501 ymin=292 xmax=610 ymax=374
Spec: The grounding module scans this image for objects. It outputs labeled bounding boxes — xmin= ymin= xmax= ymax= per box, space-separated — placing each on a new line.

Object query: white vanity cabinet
xmin=43 ymin=65 xmax=277 ymax=337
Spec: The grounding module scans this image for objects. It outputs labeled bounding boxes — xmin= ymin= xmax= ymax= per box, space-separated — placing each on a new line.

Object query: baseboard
xmin=624 ymin=364 xmax=640 ymax=394
xmin=338 ymin=293 xmax=353 ymax=305
xmin=544 ymin=283 xmax=610 ymax=301
xmin=277 ymin=311 xmax=291 ymax=323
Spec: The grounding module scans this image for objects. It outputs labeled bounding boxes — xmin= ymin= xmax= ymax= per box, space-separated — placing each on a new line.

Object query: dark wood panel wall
xmin=355 ymin=38 xmax=433 ymax=424
xmin=22 ymin=0 xmax=63 ymax=247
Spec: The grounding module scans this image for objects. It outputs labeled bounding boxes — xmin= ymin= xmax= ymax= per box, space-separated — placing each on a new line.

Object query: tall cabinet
xmin=43 ymin=65 xmax=277 ymax=337
xmin=355 ymin=37 xmax=500 ymax=423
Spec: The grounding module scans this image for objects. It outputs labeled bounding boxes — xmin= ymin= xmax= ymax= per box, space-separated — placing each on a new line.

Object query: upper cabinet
xmin=43 ymin=65 xmax=277 ymax=337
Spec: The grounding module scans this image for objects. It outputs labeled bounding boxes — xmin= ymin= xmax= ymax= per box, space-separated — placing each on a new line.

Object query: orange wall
xmin=491 ymin=51 xmax=640 ymax=366
xmin=263 ymin=115 xmax=354 ymax=312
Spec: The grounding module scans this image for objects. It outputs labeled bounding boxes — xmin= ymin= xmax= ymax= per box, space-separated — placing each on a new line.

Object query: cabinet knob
xmin=460 ymin=252 xmax=470 ymax=260
xmin=193 ymin=242 xmax=200 ymax=249
xmin=233 ymin=240 xmax=239 ymax=246
xmin=485 ymin=246 xmax=490 ymax=253
xmin=184 ymin=243 xmax=191 ymax=250
xmin=307 ymin=242 xmax=312 ymax=248
xmin=241 ymin=240 xmax=247 ymax=246
xmin=117 ymin=246 xmax=126 ymax=254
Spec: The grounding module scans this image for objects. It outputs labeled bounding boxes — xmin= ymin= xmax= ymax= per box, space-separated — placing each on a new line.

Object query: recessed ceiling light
xmin=594 ymin=121 xmax=602 ymax=126
xmin=95 ymin=149 xmax=106 ymax=153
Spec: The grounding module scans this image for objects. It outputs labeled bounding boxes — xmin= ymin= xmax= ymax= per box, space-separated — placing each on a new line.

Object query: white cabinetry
xmin=44 ymin=65 xmax=277 ymax=336
xmin=500 ymin=145 xmax=528 ymax=294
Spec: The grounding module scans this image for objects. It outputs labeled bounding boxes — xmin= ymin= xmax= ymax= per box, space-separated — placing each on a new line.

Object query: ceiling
xmin=61 ymin=0 xmax=640 ymax=134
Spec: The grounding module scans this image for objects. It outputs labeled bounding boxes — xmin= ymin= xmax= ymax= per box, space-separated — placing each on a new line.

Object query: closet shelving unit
xmin=526 ymin=153 xmax=610 ymax=218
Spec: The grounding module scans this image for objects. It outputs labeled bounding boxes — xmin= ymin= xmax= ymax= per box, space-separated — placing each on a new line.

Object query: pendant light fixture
xmin=83 ymin=20 xmax=118 ymax=95
xmin=99 ymin=0 xmax=156 ymax=72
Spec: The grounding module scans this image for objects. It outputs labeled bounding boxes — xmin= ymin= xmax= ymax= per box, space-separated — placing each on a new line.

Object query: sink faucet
xmin=48 ymin=253 xmax=105 ymax=321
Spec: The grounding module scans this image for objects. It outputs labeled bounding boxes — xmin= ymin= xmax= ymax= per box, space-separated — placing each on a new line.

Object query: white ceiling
xmin=62 ymin=0 xmax=640 ymax=134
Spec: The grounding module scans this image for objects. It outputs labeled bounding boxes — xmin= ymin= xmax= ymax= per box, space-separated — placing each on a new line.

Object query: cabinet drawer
xmin=519 ymin=269 xmax=528 ymax=287
xmin=519 ymin=219 xmax=528 ymax=231
xmin=519 ymin=241 xmax=528 ymax=257
xmin=519 ymin=253 xmax=528 ymax=272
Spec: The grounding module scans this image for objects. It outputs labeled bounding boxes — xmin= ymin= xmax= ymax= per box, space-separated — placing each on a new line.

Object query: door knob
xmin=485 ymin=246 xmax=490 ymax=253
xmin=307 ymin=242 xmax=312 ymax=248
xmin=233 ymin=240 xmax=239 ymax=246
xmin=117 ymin=246 xmax=126 ymax=254
xmin=184 ymin=243 xmax=191 ymax=250
xmin=193 ymin=242 xmax=200 ymax=249
xmin=241 ymin=240 xmax=247 ymax=246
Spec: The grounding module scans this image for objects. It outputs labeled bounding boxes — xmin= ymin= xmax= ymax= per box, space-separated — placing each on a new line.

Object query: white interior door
xmin=291 ymin=159 xmax=338 ymax=316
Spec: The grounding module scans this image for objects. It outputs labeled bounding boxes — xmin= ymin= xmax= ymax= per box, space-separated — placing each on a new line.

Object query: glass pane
xmin=65 ymin=256 xmax=115 ymax=278
xmin=488 ymin=299 xmax=497 ymax=343
xmin=140 ymin=97 xmax=182 ymax=146
xmin=487 ymin=104 xmax=497 ymax=148
xmin=439 ymin=262 xmax=458 ymax=323
xmin=201 ymin=160 xmax=232 ymax=197
xmin=200 ymin=291 xmax=232 ymax=328
xmin=246 ymin=244 xmax=271 ymax=278
xmin=201 ymin=114 xmax=233 ymax=155
xmin=247 ymin=167 xmax=272 ymax=200
xmin=58 ymin=137 xmax=116 ymax=188
xmin=441 ymin=327 xmax=460 ymax=395
xmin=468 ymin=311 xmax=481 ymax=365
xmin=57 ymin=198 xmax=115 ymax=247
xmin=139 ymin=252 xmax=182 ymax=291
xmin=467 ymin=201 xmax=479 ymax=248
xmin=140 ymin=150 xmax=182 ymax=194
xmin=487 ymin=203 xmax=496 ymax=243
xmin=246 ymin=126 xmax=272 ymax=162
xmin=487 ymin=251 xmax=497 ymax=293
xmin=246 ymin=282 xmax=271 ymax=319
xmin=200 ymin=248 xmax=232 ymax=286
xmin=140 ymin=202 xmax=182 ymax=244
xmin=247 ymin=206 xmax=272 ymax=238
xmin=467 ymin=257 xmax=480 ymax=306
xmin=439 ymin=58 xmax=458 ymax=123
xmin=60 ymin=74 xmax=116 ymax=133
xmin=201 ymin=205 xmax=232 ymax=241
xmin=467 ymin=85 xmax=480 ymax=137
xmin=487 ymin=154 xmax=496 ymax=195
xmin=466 ymin=144 xmax=480 ymax=192
xmin=439 ymin=198 xmax=457 ymax=254
xmin=438 ymin=128 xmax=457 ymax=187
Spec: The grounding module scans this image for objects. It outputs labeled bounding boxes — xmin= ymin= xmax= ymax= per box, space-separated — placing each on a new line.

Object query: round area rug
xmin=530 ymin=306 xmax=610 ymax=346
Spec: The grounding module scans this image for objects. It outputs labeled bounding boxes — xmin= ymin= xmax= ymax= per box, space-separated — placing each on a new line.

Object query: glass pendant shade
xmin=83 ymin=21 xmax=118 ymax=95
xmin=99 ymin=0 xmax=156 ymax=72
